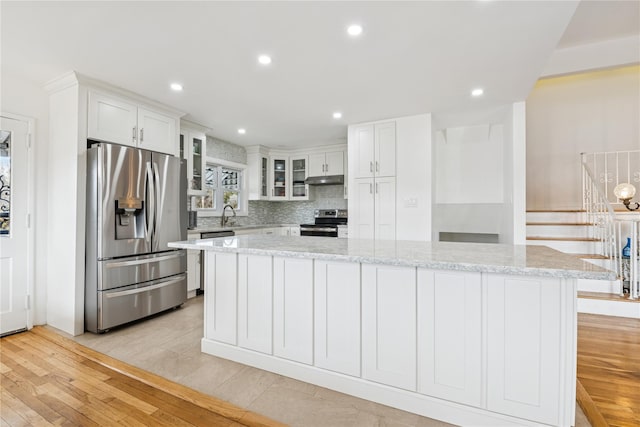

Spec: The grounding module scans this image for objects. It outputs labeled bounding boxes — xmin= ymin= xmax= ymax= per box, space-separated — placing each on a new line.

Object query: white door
xmin=0 ymin=116 xmax=31 ymax=336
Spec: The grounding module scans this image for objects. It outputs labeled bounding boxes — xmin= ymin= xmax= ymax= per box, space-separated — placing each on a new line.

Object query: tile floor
xmin=70 ymin=296 xmax=591 ymax=427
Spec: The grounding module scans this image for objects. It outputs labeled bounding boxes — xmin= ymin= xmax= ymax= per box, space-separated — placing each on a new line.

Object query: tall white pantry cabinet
xmin=348 ymin=114 xmax=432 ymax=242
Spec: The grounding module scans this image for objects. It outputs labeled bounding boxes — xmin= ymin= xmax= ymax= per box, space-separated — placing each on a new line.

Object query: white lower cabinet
xmin=204 ymin=252 xmax=237 ymax=345
xmin=238 ymin=254 xmax=273 ymax=354
xmin=186 ymin=249 xmax=201 ymax=295
xmin=362 ymin=264 xmax=417 ymax=391
xmin=487 ymin=275 xmax=562 ymax=425
xmin=314 ymin=261 xmax=361 ymax=377
xmin=417 ymin=270 xmax=482 ymax=407
xmin=273 ymin=257 xmax=314 ymax=364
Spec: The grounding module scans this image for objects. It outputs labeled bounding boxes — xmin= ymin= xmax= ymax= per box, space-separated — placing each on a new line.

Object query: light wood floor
xmin=0 ymin=326 xmax=284 ymax=427
xmin=577 ymin=313 xmax=640 ymax=427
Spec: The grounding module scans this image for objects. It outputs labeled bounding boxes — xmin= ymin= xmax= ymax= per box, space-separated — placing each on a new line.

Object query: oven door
xmin=300 ymin=226 xmax=338 ymax=237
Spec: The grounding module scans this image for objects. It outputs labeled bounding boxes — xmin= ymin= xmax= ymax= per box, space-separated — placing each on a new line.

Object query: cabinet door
xmin=137 ymin=108 xmax=177 ymax=156
xmin=273 ymin=257 xmax=313 ymax=364
xmin=247 ymin=153 xmax=268 ymax=200
xmin=353 ymin=125 xmax=375 ymax=178
xmin=417 ymin=270 xmax=482 ymax=407
xmin=487 ymin=275 xmax=562 ymax=425
xmin=308 ymin=153 xmax=326 ymax=177
xmin=375 ymin=122 xmax=396 ymax=177
xmin=351 ymin=178 xmax=375 ymax=239
xmin=325 ymin=151 xmax=344 ymax=175
xmin=87 ymin=91 xmax=137 ymax=146
xmin=375 ymin=177 xmax=396 ymax=240
xmin=189 ymin=132 xmax=205 ymax=194
xmin=186 ymin=249 xmax=201 ymax=293
xmin=289 ymin=226 xmax=300 ymax=236
xmin=362 ymin=264 xmax=417 ymax=391
xmin=290 ymin=156 xmax=309 ymax=200
xmin=204 ymin=252 xmax=237 ymax=345
xmin=238 ymin=254 xmax=273 ymax=354
xmin=314 ymin=261 xmax=361 ymax=377
xmin=270 ymin=157 xmax=288 ymax=200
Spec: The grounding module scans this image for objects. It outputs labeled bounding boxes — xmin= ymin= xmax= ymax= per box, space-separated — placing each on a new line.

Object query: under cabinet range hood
xmin=304 ymin=175 xmax=344 ymax=185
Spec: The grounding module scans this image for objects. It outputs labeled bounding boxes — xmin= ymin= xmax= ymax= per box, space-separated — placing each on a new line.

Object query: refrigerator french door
xmin=85 ymin=142 xmax=187 ymax=333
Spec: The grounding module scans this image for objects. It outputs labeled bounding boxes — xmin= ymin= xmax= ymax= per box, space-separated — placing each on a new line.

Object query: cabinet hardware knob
xmin=140 ymin=128 xmax=144 ymax=142
xmin=132 ymin=127 xmax=137 ymax=142
xmin=369 ymin=183 xmax=373 ymax=194
xmin=370 ymin=161 xmax=373 ymax=172
xmin=376 ymin=161 xmax=379 ymax=172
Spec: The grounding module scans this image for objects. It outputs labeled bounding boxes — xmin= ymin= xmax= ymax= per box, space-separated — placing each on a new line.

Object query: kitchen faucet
xmin=221 ymin=204 xmax=236 ymax=227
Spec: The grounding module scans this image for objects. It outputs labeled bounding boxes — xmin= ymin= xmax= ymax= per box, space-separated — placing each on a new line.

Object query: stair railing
xmin=581 ymin=160 xmax=623 ymax=294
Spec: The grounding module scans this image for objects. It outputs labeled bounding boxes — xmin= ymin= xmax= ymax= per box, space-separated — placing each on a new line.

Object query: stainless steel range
xmin=300 ymin=209 xmax=348 ymax=238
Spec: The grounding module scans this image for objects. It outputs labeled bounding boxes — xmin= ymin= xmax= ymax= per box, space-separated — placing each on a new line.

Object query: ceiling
xmin=1 ymin=1 xmax=637 ymax=148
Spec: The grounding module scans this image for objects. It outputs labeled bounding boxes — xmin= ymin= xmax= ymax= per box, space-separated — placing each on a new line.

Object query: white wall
xmin=0 ymin=68 xmax=49 ymax=325
xmin=431 ymin=104 xmax=525 ymax=244
xmin=395 ymin=114 xmax=432 ymax=242
xmin=526 ymin=65 xmax=640 ymax=210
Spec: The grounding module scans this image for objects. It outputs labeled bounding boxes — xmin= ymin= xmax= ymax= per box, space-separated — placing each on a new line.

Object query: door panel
xmin=137 ymin=108 xmax=177 ymax=156
xmin=151 ymin=152 xmax=187 ymax=252
xmin=325 ymin=151 xmax=344 ymax=175
xmin=0 ymin=117 xmax=29 ymax=335
xmin=352 ymin=178 xmax=375 ymax=239
xmin=375 ymin=177 xmax=396 ymax=240
xmin=354 ymin=125 xmax=374 ymax=178
xmin=90 ymin=143 xmax=151 ymax=259
xmin=375 ymin=122 xmax=396 ymax=177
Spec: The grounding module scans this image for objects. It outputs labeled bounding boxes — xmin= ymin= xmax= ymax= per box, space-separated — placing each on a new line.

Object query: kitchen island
xmin=169 ymin=236 xmax=614 ymax=427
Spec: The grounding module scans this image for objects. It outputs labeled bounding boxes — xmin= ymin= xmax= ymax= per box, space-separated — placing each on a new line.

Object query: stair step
xmin=578 ymin=291 xmax=640 ymax=303
xmin=577 ymin=278 xmax=621 ymax=294
xmin=573 ymin=253 xmax=610 ymax=260
xmin=526 ymin=209 xmax=586 ymax=213
xmin=526 ymin=222 xmax=592 ymax=226
xmin=526 ymin=211 xmax=587 ymax=223
xmin=527 ymin=236 xmax=600 ymax=242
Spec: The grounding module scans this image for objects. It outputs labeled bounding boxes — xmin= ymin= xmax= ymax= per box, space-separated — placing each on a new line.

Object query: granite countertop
xmin=187 ymin=224 xmax=299 ymax=234
xmin=169 ymin=235 xmax=616 ymax=280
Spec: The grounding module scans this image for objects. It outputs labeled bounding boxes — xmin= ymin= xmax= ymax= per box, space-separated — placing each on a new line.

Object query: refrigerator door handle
xmin=105 ymin=274 xmax=186 ymax=298
xmin=145 ymin=161 xmax=155 ymax=242
xmin=104 ymin=251 xmax=184 ymax=269
xmin=153 ymin=161 xmax=162 ymax=251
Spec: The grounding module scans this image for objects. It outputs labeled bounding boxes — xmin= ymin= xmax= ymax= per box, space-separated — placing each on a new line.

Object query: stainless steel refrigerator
xmin=85 ymin=142 xmax=187 ymax=333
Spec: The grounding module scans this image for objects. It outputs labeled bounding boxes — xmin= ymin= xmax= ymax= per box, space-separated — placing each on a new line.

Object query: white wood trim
xmin=201 ymin=338 xmax=543 ymax=427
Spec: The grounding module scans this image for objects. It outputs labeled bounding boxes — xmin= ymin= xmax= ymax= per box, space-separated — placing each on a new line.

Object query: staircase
xmin=526 ymin=209 xmax=640 ymax=318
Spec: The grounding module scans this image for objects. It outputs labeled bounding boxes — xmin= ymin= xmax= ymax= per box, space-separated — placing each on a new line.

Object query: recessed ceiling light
xmin=347 ymin=24 xmax=363 ymax=36
xmin=170 ymin=83 xmax=183 ymax=91
xmin=333 ymin=112 xmax=343 ymax=119
xmin=471 ymin=88 xmax=484 ymax=97
xmin=258 ymin=55 xmax=272 ymax=65
xmin=237 ymin=128 xmax=246 ymax=135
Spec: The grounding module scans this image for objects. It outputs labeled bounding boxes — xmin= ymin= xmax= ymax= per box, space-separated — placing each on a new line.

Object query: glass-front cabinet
xmin=180 ymin=126 xmax=207 ymax=196
xmin=261 ymin=157 xmax=268 ymax=198
xmin=270 ymin=156 xmax=288 ymax=200
xmin=290 ymin=155 xmax=309 ymax=200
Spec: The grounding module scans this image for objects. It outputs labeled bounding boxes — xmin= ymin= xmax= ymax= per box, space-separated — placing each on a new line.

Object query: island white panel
xmin=238 ymin=254 xmax=273 ymax=354
xmin=314 ymin=260 xmax=361 ymax=377
xmin=487 ymin=275 xmax=561 ymax=425
xmin=362 ymin=264 xmax=417 ymax=391
xmin=204 ymin=252 xmax=237 ymax=345
xmin=273 ymin=257 xmax=313 ymax=365
xmin=417 ymin=270 xmax=482 ymax=407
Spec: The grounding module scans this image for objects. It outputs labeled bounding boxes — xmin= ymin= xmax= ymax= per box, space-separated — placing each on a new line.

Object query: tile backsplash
xmin=194 ymin=137 xmax=347 ymax=228
xmin=195 ymin=184 xmax=347 ymax=227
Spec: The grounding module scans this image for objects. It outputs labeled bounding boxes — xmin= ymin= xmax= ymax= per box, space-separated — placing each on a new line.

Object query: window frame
xmin=194 ymin=158 xmax=248 ymax=217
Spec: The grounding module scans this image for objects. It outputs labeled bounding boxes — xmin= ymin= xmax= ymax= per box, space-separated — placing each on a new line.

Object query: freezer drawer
xmin=97 ymin=250 xmax=186 ymax=291
xmin=94 ymin=273 xmax=187 ymax=333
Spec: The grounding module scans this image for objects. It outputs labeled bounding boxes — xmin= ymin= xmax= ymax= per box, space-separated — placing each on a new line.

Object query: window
xmin=194 ymin=160 xmax=247 ymax=216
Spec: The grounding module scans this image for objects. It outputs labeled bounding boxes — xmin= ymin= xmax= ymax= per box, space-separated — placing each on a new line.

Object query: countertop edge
xmin=168 ymin=241 xmax=616 ymax=281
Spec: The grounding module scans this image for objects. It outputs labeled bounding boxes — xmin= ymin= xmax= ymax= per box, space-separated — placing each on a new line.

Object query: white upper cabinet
xmin=137 ymin=108 xmax=177 ymax=155
xmin=270 ymin=156 xmax=289 ymax=200
xmin=353 ymin=122 xmax=396 ymax=179
xmin=180 ymin=125 xmax=207 ymax=196
xmin=88 ymin=90 xmax=179 ymax=156
xmin=290 ymin=155 xmax=309 ymax=200
xmin=309 ymin=150 xmax=344 ymax=176
xmin=88 ymin=91 xmax=137 ymax=146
